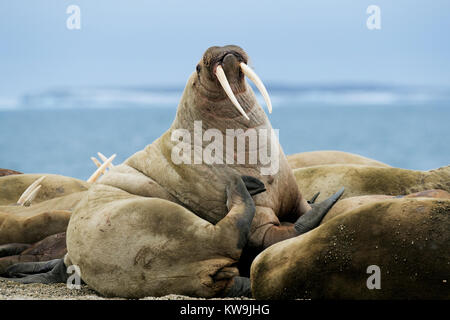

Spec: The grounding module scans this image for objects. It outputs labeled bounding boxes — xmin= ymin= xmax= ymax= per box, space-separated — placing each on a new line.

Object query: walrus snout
xmin=198 ymin=46 xmax=247 ymax=87
xmin=195 ymin=45 xmax=273 ymax=119
xmin=201 ymin=45 xmax=248 ymax=70
xmin=221 ymin=53 xmax=243 ymax=81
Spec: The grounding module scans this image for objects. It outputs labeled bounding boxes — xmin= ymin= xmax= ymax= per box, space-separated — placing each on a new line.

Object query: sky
xmin=1 ymin=0 xmax=450 ymax=98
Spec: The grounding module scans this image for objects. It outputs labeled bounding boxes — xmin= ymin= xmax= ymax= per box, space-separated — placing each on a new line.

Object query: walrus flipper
xmin=0 ymin=243 xmax=31 ymax=257
xmin=294 ymin=187 xmax=345 ymax=235
xmin=307 ymin=192 xmax=320 ymax=204
xmin=218 ymin=176 xmax=264 ymax=298
xmin=0 ymin=258 xmax=68 ymax=284
xmin=222 ymin=176 xmax=266 ymax=250
xmin=222 ymin=276 xmax=251 ymax=297
xmin=241 ymin=176 xmax=266 ymax=197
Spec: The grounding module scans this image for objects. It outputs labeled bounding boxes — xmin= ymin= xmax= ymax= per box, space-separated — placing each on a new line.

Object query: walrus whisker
xmin=16 ymin=176 xmax=46 ymax=206
xmin=97 ymin=152 xmax=115 ymax=168
xmin=23 ymin=185 xmax=42 ymax=207
xmin=240 ymin=62 xmax=272 ymax=114
xmin=91 ymin=157 xmax=101 ymax=168
xmin=87 ymin=154 xmax=116 ymax=183
xmin=215 ymin=65 xmax=250 ymax=120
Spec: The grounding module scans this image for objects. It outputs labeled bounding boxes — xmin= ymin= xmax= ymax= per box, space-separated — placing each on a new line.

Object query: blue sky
xmin=1 ymin=0 xmax=450 ymax=97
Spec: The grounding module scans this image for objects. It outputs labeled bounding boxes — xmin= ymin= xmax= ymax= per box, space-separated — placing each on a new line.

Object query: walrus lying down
xmin=251 ymin=197 xmax=450 ymax=299
xmin=0 ymin=232 xmax=67 ymax=275
xmin=287 ymin=151 xmax=391 ymax=169
xmin=0 ymin=174 xmax=88 ymax=245
xmin=294 ymin=164 xmax=450 ymax=202
xmin=64 ymin=176 xmax=266 ymax=298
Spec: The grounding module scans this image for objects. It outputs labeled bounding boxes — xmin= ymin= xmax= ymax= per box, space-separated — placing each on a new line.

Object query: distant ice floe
xmin=1 ymin=84 xmax=450 ymax=111
xmin=0 ymin=97 xmax=19 ymax=110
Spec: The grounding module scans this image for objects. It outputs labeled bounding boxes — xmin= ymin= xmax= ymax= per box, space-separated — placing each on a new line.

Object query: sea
xmin=0 ymin=84 xmax=449 ymax=180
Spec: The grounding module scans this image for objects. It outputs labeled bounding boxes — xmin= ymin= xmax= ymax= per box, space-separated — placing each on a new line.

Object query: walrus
xmin=0 ymin=161 xmax=113 ymax=275
xmin=322 ymin=189 xmax=450 ymax=224
xmin=98 ymin=45 xmax=343 ymax=251
xmin=3 ymin=175 xmax=267 ymax=298
xmin=250 ymin=197 xmax=450 ymax=299
xmin=0 ymin=45 xmax=344 ymax=297
xmin=0 ymin=174 xmax=88 ymax=245
xmin=287 ymin=151 xmax=391 ymax=169
xmin=294 ymin=164 xmax=450 ymax=203
xmin=0 ymin=232 xmax=67 ymax=274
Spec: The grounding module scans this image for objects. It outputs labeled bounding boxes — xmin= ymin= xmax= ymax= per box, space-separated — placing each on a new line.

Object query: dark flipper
xmin=222 ymin=276 xmax=252 ymax=298
xmin=224 ymin=176 xmax=266 ymax=251
xmin=241 ymin=176 xmax=266 ymax=196
xmin=0 ymin=258 xmax=68 ymax=284
xmin=307 ymin=191 xmax=320 ymax=204
xmin=0 ymin=243 xmax=31 ymax=258
xmin=294 ymin=187 xmax=345 ymax=235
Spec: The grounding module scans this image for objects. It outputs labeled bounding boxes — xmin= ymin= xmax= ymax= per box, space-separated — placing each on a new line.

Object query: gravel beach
xmin=0 ymin=279 xmax=250 ymax=300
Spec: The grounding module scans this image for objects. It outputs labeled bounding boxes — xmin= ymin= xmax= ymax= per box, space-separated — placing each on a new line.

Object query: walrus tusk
xmin=98 ymin=152 xmax=115 ymax=168
xmin=215 ymin=65 xmax=250 ymax=120
xmin=87 ymin=154 xmax=116 ymax=183
xmin=17 ymin=176 xmax=46 ymax=206
xmin=91 ymin=157 xmax=101 ymax=168
xmin=240 ymin=63 xmax=272 ymax=114
xmin=23 ymin=185 xmax=42 ymax=207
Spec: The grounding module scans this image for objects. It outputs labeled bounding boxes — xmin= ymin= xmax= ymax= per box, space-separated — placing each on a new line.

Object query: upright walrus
xmin=103 ymin=45 xmax=343 ymax=250
xmin=1 ymin=45 xmax=343 ymax=297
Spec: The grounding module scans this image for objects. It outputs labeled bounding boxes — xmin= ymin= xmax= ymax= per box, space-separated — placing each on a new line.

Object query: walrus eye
xmin=196 ymin=64 xmax=201 ymax=74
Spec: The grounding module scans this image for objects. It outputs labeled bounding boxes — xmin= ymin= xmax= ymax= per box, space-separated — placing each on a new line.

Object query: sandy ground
xmin=0 ymin=279 xmax=250 ymax=300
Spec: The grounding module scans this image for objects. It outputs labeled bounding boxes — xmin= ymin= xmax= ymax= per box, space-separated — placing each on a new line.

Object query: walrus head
xmin=188 ymin=45 xmax=272 ymax=122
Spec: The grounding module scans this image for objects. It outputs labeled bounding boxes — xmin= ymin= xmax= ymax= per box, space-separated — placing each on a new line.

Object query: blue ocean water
xmin=0 ymin=86 xmax=449 ymax=180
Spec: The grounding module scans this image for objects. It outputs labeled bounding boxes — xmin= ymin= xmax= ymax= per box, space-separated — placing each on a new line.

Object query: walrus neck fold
xmin=173 ymin=73 xmax=269 ymax=132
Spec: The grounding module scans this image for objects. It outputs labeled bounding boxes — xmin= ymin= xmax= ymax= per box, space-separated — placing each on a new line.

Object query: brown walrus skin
xmin=251 ymin=198 xmax=450 ymax=299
